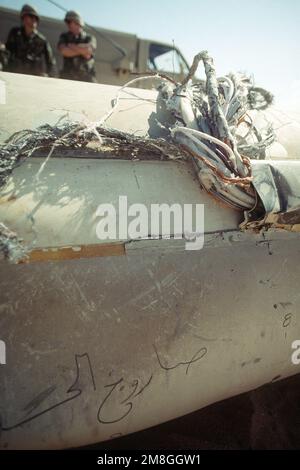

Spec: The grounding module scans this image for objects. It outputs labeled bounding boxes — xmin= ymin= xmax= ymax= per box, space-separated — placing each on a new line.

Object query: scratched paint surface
xmin=0 ymin=237 xmax=300 ymax=449
xmin=0 ymin=72 xmax=158 ymax=141
xmin=0 ymin=71 xmax=300 ymax=449
xmin=0 ymin=157 xmax=241 ymax=249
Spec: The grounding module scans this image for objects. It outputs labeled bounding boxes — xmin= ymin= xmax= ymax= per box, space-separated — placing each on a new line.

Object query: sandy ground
xmin=84 ymin=373 xmax=300 ymax=450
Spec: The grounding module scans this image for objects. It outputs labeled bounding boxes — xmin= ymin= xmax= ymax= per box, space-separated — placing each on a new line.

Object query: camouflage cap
xmin=64 ymin=11 xmax=84 ymax=27
xmin=20 ymin=4 xmax=40 ymax=21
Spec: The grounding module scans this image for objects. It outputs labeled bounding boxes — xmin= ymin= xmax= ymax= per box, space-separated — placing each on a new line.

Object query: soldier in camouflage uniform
xmin=5 ymin=4 xmax=56 ymax=77
xmin=57 ymin=11 xmax=97 ymax=83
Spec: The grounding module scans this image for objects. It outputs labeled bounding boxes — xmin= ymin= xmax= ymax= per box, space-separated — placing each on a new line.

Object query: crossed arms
xmin=58 ymin=43 xmax=93 ymax=60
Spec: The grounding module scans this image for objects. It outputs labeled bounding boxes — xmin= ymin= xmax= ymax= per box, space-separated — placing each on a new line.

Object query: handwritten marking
xmin=153 ymin=344 xmax=207 ymax=375
xmin=97 ymin=375 xmax=153 ymax=425
xmin=1 ymin=353 xmax=95 ymax=431
xmin=283 ymin=313 xmax=292 ymax=328
xmin=22 ymin=385 xmax=57 ymax=416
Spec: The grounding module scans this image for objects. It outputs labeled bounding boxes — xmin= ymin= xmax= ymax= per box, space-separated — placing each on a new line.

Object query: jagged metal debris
xmin=0 ymin=122 xmax=191 ymax=189
xmin=0 ymin=223 xmax=28 ymax=263
xmin=0 ymin=51 xmax=278 ymax=261
xmin=156 ymin=50 xmax=275 ymax=211
xmin=0 ymin=121 xmax=192 ymax=262
xmin=241 ymin=160 xmax=300 ymax=232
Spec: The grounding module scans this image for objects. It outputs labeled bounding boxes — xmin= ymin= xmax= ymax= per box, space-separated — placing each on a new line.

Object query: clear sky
xmin=1 ymin=0 xmax=299 ymax=100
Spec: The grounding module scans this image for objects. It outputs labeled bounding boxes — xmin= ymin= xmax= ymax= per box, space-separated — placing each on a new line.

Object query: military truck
xmin=0 ymin=5 xmax=190 ymax=86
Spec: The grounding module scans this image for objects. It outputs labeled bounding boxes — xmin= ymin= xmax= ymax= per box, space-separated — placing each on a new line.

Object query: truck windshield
xmin=148 ymin=43 xmax=189 ymax=75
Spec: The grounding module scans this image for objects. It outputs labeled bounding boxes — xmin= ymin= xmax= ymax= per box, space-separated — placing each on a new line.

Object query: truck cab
xmin=0 ymin=6 xmax=190 ymax=87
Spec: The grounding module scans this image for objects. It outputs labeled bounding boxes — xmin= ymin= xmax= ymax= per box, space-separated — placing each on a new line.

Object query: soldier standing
xmin=57 ymin=11 xmax=97 ymax=83
xmin=5 ymin=4 xmax=56 ymax=77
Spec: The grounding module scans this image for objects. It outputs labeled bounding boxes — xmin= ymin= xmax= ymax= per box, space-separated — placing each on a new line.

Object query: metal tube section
xmin=0 ymin=73 xmax=299 ymax=449
xmin=0 ymin=234 xmax=300 ymax=449
xmin=0 ymin=156 xmax=300 ymax=449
